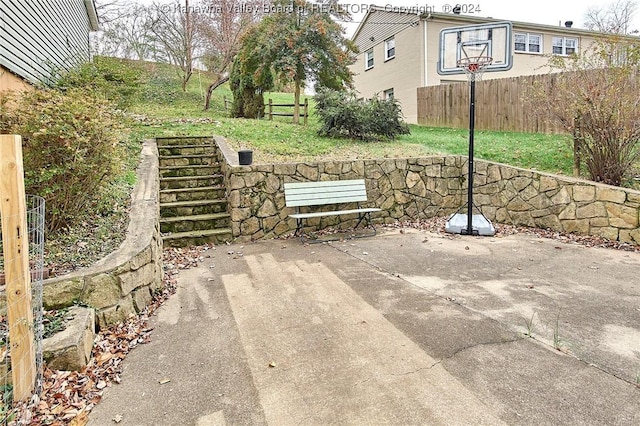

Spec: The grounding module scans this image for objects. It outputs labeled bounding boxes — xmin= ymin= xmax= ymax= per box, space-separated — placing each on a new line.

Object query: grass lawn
xmin=127 ymin=61 xmax=574 ymax=176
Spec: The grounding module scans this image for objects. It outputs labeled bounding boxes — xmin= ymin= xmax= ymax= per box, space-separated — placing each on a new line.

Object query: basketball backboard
xmin=437 ymin=21 xmax=513 ymax=75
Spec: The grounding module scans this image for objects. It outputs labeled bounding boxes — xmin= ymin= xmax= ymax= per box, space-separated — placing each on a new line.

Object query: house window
xmin=514 ymin=33 xmax=541 ymax=53
xmin=383 ymin=88 xmax=394 ymax=100
xmin=365 ymin=49 xmax=374 ymax=70
xmin=385 ymin=37 xmax=395 ymax=60
xmin=552 ymin=37 xmax=578 ymax=55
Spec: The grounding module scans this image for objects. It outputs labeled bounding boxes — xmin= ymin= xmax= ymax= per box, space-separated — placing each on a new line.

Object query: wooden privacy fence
xmin=266 ymin=98 xmax=309 ymax=124
xmin=417 ymin=74 xmax=566 ymax=134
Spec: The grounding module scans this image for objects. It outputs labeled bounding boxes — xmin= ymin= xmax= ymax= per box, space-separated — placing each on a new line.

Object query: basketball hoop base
xmin=445 ymin=213 xmax=496 ymax=236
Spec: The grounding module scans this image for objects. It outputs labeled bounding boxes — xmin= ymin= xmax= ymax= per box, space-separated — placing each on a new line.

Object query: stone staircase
xmin=157 ymin=137 xmax=233 ymax=247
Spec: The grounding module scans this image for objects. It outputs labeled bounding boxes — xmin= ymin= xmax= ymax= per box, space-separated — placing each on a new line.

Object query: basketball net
xmin=457 ymin=56 xmax=493 ymax=82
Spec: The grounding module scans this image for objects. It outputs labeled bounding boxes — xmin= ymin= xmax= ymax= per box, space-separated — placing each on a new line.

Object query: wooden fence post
xmin=303 ymin=98 xmax=308 ymax=126
xmin=0 ymin=134 xmax=36 ymax=402
xmin=268 ymin=98 xmax=273 ymax=120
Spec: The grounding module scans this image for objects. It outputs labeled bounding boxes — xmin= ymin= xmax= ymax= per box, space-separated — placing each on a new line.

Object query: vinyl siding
xmin=0 ymin=0 xmax=95 ymax=85
xmin=350 ymin=19 xmax=424 ymax=123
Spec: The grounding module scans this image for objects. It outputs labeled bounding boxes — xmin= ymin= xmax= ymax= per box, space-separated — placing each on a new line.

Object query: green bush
xmin=54 ymin=57 xmax=141 ymax=109
xmin=2 ymin=88 xmax=125 ymax=232
xmin=315 ymin=89 xmax=410 ymax=141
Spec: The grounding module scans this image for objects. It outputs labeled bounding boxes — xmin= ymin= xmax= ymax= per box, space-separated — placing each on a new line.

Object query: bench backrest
xmin=284 ymin=179 xmax=369 ymax=207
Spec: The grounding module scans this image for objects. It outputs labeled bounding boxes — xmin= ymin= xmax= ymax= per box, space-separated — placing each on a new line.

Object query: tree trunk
xmin=204 ymin=75 xmax=230 ymax=110
xmin=293 ymin=79 xmax=301 ymax=125
xmin=572 ymin=115 xmax=582 ymax=177
xmin=573 ymin=135 xmax=581 ymax=177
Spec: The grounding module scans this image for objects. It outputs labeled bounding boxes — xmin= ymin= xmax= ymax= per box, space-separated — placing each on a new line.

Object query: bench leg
xmin=294 ymin=218 xmax=305 ymax=238
xmin=354 ymin=212 xmax=377 ymax=236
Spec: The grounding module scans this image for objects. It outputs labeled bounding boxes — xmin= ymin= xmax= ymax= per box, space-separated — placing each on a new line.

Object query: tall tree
xmin=195 ymin=0 xmax=265 ymax=110
xmin=232 ymin=0 xmax=356 ymax=123
xmin=147 ymin=0 xmax=198 ymax=92
xmin=92 ymin=1 xmax=156 ymax=60
xmin=584 ymin=0 xmax=638 ymax=34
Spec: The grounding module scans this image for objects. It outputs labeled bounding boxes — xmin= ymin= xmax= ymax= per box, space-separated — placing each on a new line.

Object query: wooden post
xmin=303 ymin=98 xmax=308 ymax=126
xmin=0 ymin=135 xmax=36 ymax=402
xmin=268 ymin=98 xmax=273 ymax=121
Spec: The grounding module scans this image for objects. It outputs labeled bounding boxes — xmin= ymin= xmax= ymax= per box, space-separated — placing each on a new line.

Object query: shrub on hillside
xmin=54 ymin=57 xmax=141 ymax=109
xmin=1 ymin=88 xmax=125 ymax=232
xmin=315 ymin=89 xmax=410 ymax=141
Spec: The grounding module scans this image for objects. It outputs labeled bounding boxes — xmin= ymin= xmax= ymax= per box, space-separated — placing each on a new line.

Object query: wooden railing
xmin=266 ymin=98 xmax=309 ymax=125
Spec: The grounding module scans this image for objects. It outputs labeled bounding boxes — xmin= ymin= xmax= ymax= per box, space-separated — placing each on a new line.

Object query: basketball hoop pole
xmin=444 ymin=57 xmax=495 ymax=236
xmin=438 ymin=21 xmax=512 ymax=237
xmin=464 ymin=75 xmax=477 ymax=235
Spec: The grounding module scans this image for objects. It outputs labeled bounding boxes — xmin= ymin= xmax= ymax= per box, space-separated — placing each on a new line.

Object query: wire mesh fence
xmin=0 ymin=195 xmax=45 ymax=424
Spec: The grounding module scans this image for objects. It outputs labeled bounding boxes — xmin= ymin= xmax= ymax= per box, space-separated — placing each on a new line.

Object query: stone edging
xmin=40 ymin=139 xmax=163 ymax=328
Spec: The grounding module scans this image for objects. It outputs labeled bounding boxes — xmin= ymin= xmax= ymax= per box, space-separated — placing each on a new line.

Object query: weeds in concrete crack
xmin=553 ymin=313 xmax=562 ymax=350
xmin=523 ymin=312 xmax=537 ymax=337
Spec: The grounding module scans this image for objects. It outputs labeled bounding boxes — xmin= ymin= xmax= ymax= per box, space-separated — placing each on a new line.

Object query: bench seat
xmin=289 ymin=207 xmax=381 ymax=220
xmin=284 ymin=179 xmax=381 ymax=242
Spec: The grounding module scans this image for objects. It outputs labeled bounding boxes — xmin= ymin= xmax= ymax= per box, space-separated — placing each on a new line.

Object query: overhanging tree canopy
xmin=230 ymin=0 xmax=357 ymax=122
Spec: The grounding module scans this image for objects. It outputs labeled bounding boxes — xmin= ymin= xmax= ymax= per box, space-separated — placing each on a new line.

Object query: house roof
xmin=351 ymin=6 xmax=640 ymax=43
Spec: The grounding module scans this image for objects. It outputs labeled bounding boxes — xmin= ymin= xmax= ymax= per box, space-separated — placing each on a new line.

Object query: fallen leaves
xmin=8 ymin=244 xmax=214 ymax=425
xmin=382 ymin=218 xmax=640 ymax=253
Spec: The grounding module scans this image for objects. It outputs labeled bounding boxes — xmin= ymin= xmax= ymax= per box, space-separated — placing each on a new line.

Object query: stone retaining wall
xmin=39 ymin=140 xmax=163 ymax=328
xmin=215 ymin=137 xmax=640 ymax=244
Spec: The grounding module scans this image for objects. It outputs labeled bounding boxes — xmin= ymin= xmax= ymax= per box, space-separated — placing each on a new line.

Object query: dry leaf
xmin=10 ymin=244 xmax=217 ymax=424
xmin=69 ymin=410 xmax=89 ymax=426
xmin=113 ymin=414 xmax=124 ymax=423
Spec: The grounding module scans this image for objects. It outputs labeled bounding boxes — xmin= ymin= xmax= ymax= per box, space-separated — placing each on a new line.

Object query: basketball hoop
xmin=457 ymin=56 xmax=493 ymax=81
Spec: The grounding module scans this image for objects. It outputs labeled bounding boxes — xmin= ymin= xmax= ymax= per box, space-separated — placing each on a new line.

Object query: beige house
xmin=350 ymin=7 xmax=608 ymax=123
xmin=0 ymin=0 xmax=99 ymax=92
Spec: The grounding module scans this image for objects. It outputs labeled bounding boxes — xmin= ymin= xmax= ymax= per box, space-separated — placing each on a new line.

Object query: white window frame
xmin=552 ymin=36 xmax=578 ymax=55
xmin=365 ymin=49 xmax=374 ymax=70
xmin=514 ymin=32 xmax=542 ymax=54
xmin=384 ymin=37 xmax=395 ymax=61
xmin=383 ymin=88 xmax=394 ymax=100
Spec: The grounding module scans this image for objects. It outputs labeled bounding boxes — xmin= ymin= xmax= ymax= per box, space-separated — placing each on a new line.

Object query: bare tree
xmin=147 ymin=0 xmax=199 ymax=92
xmin=92 ymin=1 xmax=159 ymax=60
xmin=196 ymin=0 xmax=266 ymax=110
xmin=528 ymin=36 xmax=640 ymax=186
xmin=584 ymin=0 xmax=639 ymax=34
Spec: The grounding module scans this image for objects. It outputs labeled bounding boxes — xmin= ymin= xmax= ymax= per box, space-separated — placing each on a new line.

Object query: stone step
xmin=157 ymin=145 xmax=217 ymax=156
xmin=156 ymin=137 xmax=214 ymax=146
xmin=159 ymin=154 xmax=218 ymax=167
xmin=160 ymin=164 xmax=221 ymax=178
xmin=159 ymin=186 xmax=226 ymax=203
xmin=160 ymin=199 xmax=227 ymax=217
xmin=160 ymin=213 xmax=231 ymax=233
xmin=162 ymin=228 xmax=233 ymax=247
xmin=160 ymin=174 xmax=224 ymax=190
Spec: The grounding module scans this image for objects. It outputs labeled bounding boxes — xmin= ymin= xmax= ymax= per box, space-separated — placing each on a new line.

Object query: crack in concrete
xmin=390 ymin=360 xmax=444 ymax=377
